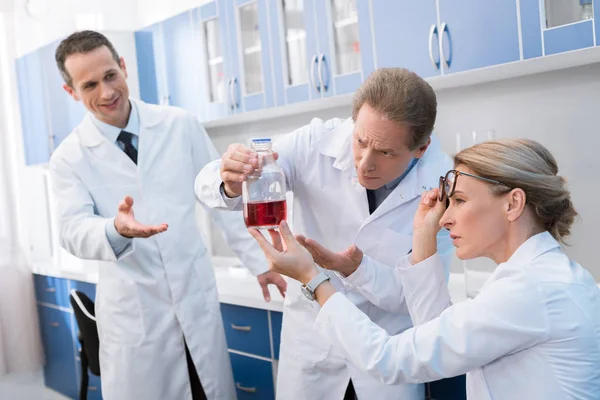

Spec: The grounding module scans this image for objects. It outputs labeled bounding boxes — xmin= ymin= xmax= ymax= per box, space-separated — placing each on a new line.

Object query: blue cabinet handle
xmin=428 ymin=24 xmax=440 ymax=70
xmin=231 ymin=324 xmax=251 ymax=332
xmin=317 ymin=54 xmax=329 ymax=92
xmin=51 ymin=322 xmax=59 ymax=327
xmin=440 ymin=22 xmax=452 ymax=70
xmin=88 ymin=386 xmax=98 ymax=391
xmin=45 ymin=287 xmax=56 ymax=292
xmin=236 ymin=383 xmax=257 ymax=393
xmin=310 ymin=54 xmax=320 ymax=93
xmin=229 ymin=77 xmax=240 ymax=110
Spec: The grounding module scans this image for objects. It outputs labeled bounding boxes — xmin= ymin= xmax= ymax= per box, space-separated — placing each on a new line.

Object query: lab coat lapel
xmin=76 ymin=114 xmax=137 ymax=179
xmin=132 ymin=98 xmax=165 ymax=177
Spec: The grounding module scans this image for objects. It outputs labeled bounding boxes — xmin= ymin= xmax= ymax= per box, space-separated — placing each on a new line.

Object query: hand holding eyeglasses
xmin=413 ymin=188 xmax=447 ymax=236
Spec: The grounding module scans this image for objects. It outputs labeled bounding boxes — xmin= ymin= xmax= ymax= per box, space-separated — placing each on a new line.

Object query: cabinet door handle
xmin=51 ymin=322 xmax=59 ymax=327
xmin=317 ymin=53 xmax=329 ymax=92
xmin=229 ymin=78 xmax=240 ymax=110
xmin=440 ymin=22 xmax=451 ymax=70
xmin=232 ymin=77 xmax=240 ymax=109
xmin=45 ymin=287 xmax=56 ymax=293
xmin=231 ymin=324 xmax=251 ymax=332
xmin=228 ymin=78 xmax=234 ymax=110
xmin=236 ymin=383 xmax=257 ymax=393
xmin=310 ymin=54 xmax=320 ymax=93
xmin=88 ymin=386 xmax=98 ymax=391
xmin=428 ymin=24 xmax=440 ymax=70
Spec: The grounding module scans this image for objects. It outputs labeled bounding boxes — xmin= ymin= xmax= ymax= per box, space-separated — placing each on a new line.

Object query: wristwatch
xmin=301 ymin=272 xmax=331 ymax=301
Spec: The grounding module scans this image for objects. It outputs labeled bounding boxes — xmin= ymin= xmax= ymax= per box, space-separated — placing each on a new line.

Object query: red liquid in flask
xmin=244 ymin=200 xmax=287 ymax=228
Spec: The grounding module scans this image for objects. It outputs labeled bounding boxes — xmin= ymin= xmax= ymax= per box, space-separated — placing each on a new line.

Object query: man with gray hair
xmin=196 ymin=68 xmax=461 ymax=399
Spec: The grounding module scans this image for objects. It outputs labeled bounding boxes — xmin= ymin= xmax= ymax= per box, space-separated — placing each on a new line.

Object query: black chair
xmin=69 ymin=289 xmax=101 ymax=400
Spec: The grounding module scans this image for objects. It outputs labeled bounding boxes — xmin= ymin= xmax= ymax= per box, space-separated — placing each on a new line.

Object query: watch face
xmin=301 ymin=286 xmax=315 ymax=301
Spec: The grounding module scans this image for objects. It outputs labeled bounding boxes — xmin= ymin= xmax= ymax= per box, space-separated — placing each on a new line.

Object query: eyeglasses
xmin=438 ymin=170 xmax=510 ymax=202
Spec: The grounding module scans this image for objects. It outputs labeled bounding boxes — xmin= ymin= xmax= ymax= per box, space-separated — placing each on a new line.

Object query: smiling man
xmin=196 ymin=68 xmax=458 ymax=400
xmin=48 ymin=30 xmax=286 ymax=400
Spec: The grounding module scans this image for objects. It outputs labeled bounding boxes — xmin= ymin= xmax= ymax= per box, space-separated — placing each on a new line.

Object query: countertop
xmin=31 ymin=256 xmax=478 ymax=313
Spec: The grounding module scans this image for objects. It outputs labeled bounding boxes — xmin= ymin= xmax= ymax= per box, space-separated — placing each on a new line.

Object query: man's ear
xmin=63 ymin=83 xmax=80 ymax=101
xmin=414 ymin=137 xmax=431 ymax=159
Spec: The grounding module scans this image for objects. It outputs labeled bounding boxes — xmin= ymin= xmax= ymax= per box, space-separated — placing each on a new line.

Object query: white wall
xmin=12 ymin=0 xmax=138 ymax=56
xmin=206 ymin=63 xmax=600 ymax=279
xmin=137 ymin=0 xmax=212 ymax=27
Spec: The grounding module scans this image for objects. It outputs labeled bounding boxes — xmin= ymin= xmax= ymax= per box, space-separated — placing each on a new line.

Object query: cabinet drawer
xmin=221 ymin=304 xmax=271 ymax=358
xmin=270 ymin=311 xmax=282 ymax=360
xmin=229 ymin=352 xmax=274 ymax=400
xmin=34 ymin=274 xmax=69 ymax=307
xmin=38 ymin=305 xmax=78 ymax=399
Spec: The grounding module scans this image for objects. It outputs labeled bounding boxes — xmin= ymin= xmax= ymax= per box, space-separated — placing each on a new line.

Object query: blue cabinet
xmin=437 ymin=0 xmax=520 ymax=73
xmin=37 ymin=305 xmax=78 ymax=399
xmin=371 ymin=0 xmax=520 ymax=77
xmin=267 ymin=0 xmax=321 ymax=105
xmin=194 ymin=1 xmax=233 ymax=120
xmin=271 ymin=311 xmax=282 ymax=360
xmin=34 ymin=274 xmax=71 ymax=308
xmin=521 ymin=0 xmax=596 ymax=57
xmin=161 ymin=11 xmax=205 ymax=115
xmin=220 ymin=0 xmax=277 ymax=113
xmin=371 ymin=1 xmax=440 ymax=78
xmin=40 ymin=40 xmax=86 ymax=149
xmin=135 ymin=29 xmax=161 ymax=105
xmin=221 ymin=304 xmax=271 ymax=358
xmin=34 ymin=274 xmax=102 ymax=400
xmin=313 ymin=0 xmax=374 ymax=96
xmin=268 ymin=0 xmax=374 ymax=103
xmin=33 ymin=274 xmax=283 ymax=399
xmin=16 ymin=51 xmax=51 ymax=165
xmin=15 ymin=40 xmax=85 ymax=166
xmin=229 ymin=352 xmax=275 ymax=399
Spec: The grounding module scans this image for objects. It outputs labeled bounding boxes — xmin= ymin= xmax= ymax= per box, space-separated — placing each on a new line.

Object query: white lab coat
xmin=49 ymin=98 xmax=268 ymax=400
xmin=314 ymin=231 xmax=600 ymax=400
xmin=195 ymin=118 xmax=454 ymax=399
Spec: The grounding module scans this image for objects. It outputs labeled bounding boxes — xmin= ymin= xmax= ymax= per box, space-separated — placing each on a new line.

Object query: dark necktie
xmin=366 ymin=189 xmax=377 ymax=214
xmin=117 ymin=130 xmax=138 ymax=165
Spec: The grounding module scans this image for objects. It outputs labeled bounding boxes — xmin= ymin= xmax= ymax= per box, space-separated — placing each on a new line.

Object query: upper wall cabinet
xmin=268 ymin=0 xmax=374 ymax=105
xmin=370 ymin=0 xmax=520 ymax=78
xmin=16 ymin=40 xmax=85 ymax=166
xmin=195 ymin=2 xmax=231 ymax=120
xmin=221 ymin=0 xmax=277 ymax=113
xmin=436 ymin=0 xmax=521 ymax=73
xmin=521 ymin=0 xmax=597 ymax=58
xmin=370 ymin=1 xmax=440 ymax=78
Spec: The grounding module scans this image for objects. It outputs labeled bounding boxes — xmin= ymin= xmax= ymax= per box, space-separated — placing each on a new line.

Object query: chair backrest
xmin=69 ymin=289 xmax=101 ymax=376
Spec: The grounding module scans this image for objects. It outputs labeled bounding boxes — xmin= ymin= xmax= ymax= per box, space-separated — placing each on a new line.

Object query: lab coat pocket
xmin=95 ymin=276 xmax=145 ymax=346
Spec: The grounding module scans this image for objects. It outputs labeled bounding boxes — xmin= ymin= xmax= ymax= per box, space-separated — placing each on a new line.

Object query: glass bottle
xmin=242 ymin=138 xmax=287 ymax=229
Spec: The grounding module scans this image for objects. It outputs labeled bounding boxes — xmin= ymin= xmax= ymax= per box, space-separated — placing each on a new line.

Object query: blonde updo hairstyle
xmin=453 ymin=139 xmax=578 ymax=244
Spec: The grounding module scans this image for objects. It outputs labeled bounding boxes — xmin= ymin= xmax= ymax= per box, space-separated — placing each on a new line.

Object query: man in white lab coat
xmin=196 ymin=68 xmax=455 ymax=399
xmin=49 ymin=30 xmax=286 ymax=400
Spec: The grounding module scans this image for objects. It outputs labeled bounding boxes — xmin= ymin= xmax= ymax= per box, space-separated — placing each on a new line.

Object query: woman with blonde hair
xmin=250 ymin=139 xmax=600 ymax=399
